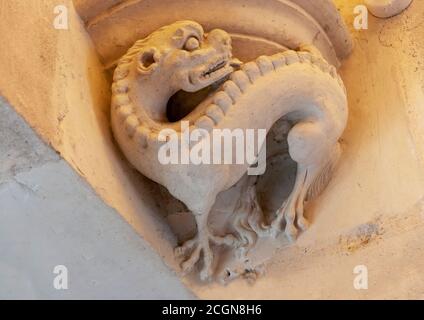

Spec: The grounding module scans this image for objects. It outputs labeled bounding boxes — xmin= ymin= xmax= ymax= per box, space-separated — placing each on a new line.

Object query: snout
xmin=190 ymin=29 xmax=232 ymax=64
xmin=182 ymin=29 xmax=235 ymax=92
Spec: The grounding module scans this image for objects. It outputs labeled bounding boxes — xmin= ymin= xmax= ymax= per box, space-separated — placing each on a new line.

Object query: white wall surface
xmin=0 ymin=99 xmax=193 ymax=299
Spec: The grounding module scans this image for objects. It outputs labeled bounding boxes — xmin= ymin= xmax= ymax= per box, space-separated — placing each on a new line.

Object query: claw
xmin=175 ymin=231 xmax=238 ymax=280
xmin=174 ymin=247 xmax=184 ymax=259
xmin=269 ymin=226 xmax=280 ymax=239
xmin=269 ymin=203 xmax=286 ymax=238
xmin=271 ymin=202 xmax=306 ymax=241
xmin=200 ymin=241 xmax=214 ymax=281
xmin=284 ymin=223 xmax=298 ymax=243
xmin=200 ymin=270 xmax=212 ymax=282
xmin=180 ymin=245 xmax=201 ymax=275
xmin=297 ymin=216 xmax=310 ymax=231
xmin=174 ymin=237 xmax=197 ymax=258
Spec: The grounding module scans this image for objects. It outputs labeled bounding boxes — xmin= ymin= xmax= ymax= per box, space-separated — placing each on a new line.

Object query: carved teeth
xmin=195 ymin=116 xmax=215 ymax=131
xmin=256 ymin=56 xmax=274 ymax=74
xmin=270 ymin=53 xmax=287 ymax=69
xmin=125 ymin=115 xmax=140 ymax=137
xmin=134 ymin=126 xmax=149 ymax=148
xmin=213 ymin=91 xmax=233 ymax=114
xmin=242 ymin=62 xmax=261 ymax=83
xmin=230 ymin=70 xmax=250 ymax=92
xmin=284 ymin=50 xmax=300 ymax=64
xmin=223 ymin=81 xmax=242 ymax=102
xmin=117 ymin=105 xmax=133 ymax=121
xmin=206 ymin=104 xmax=225 ymax=124
xmin=203 ymin=59 xmax=227 ymax=78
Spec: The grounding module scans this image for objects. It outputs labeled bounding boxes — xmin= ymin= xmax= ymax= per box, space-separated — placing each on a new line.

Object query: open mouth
xmin=201 ymin=60 xmax=228 ymax=78
xmin=168 ymin=76 xmax=229 ymax=122
xmin=191 ymin=57 xmax=242 ymax=84
xmin=169 ymin=58 xmax=242 ymax=122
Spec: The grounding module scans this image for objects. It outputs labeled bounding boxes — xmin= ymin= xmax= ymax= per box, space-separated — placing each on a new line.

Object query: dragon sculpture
xmin=111 ymin=21 xmax=348 ymax=281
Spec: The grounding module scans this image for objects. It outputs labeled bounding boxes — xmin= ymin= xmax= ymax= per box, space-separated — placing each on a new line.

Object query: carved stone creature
xmin=111 ymin=21 xmax=348 ymax=280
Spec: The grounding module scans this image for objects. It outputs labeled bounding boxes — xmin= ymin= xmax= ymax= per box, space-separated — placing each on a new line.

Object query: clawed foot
xmin=175 ymin=231 xmax=239 ymax=281
xmin=270 ymin=165 xmax=314 ymax=242
xmin=270 ymin=198 xmax=310 ymax=242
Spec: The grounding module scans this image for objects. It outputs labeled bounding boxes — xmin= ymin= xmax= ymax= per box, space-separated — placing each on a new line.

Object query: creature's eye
xmin=184 ymin=37 xmax=200 ymax=51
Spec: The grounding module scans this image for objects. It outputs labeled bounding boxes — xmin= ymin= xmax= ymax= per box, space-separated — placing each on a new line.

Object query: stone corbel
xmin=73 ymin=0 xmax=353 ymax=282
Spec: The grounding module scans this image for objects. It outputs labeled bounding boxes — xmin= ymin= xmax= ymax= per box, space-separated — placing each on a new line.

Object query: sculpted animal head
xmin=115 ymin=21 xmax=235 ymax=94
